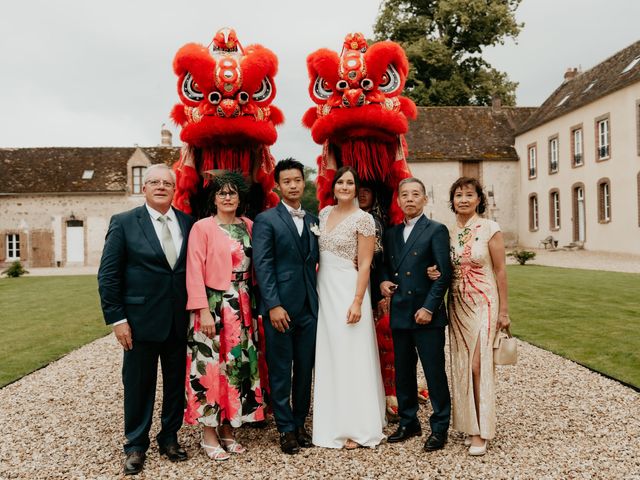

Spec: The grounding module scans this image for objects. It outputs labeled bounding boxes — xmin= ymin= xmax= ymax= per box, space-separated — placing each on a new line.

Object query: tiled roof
xmin=518 ymin=40 xmax=640 ymax=134
xmin=0 ymin=147 xmax=179 ymax=194
xmin=406 ymin=106 xmax=536 ymax=162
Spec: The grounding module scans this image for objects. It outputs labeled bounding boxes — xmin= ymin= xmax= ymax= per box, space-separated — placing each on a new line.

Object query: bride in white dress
xmin=312 ymin=166 xmax=386 ymax=449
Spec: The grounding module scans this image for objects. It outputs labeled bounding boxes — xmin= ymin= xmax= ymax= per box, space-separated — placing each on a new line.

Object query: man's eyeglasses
xmin=216 ymin=191 xmax=239 ymax=199
xmin=145 ymin=179 xmax=175 ymax=188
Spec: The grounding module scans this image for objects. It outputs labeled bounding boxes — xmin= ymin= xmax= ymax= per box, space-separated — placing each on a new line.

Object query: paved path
xmin=0 ymin=335 xmax=638 ymax=479
xmin=511 ymin=248 xmax=640 ymax=273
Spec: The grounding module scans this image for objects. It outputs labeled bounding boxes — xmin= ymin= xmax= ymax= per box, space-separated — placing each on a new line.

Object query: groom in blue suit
xmin=381 ymin=177 xmax=452 ymax=452
xmin=253 ymin=159 xmax=320 ymax=454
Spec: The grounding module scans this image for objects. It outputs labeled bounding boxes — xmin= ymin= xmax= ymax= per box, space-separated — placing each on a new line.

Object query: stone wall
xmin=0 ymin=193 xmax=146 ymax=267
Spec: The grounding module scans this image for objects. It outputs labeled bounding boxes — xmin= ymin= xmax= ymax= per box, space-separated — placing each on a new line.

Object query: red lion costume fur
xmin=303 ymin=33 xmax=417 ymax=225
xmin=170 ymin=28 xmax=283 ymax=219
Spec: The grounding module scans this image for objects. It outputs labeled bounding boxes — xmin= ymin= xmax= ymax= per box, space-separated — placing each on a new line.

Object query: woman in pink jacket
xmin=183 ymin=172 xmax=266 ymax=461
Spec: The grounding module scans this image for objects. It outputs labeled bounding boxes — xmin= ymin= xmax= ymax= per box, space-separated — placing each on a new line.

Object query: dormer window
xmin=132 ymin=166 xmax=146 ymax=194
xmin=621 ymin=56 xmax=640 ymax=74
xmin=82 ymin=170 xmax=94 ymax=180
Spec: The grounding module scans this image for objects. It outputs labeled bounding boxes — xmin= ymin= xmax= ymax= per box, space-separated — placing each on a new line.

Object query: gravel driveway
xmin=1 ymin=334 xmax=638 ymax=480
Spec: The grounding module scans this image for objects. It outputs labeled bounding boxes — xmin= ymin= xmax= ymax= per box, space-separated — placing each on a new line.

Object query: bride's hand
xmin=346 ymin=301 xmax=362 ymax=324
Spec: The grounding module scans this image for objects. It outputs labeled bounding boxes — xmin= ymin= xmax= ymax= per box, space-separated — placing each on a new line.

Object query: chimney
xmin=564 ymin=67 xmax=579 ymax=81
xmin=160 ymin=124 xmax=172 ymax=146
xmin=491 ymin=95 xmax=502 ymax=112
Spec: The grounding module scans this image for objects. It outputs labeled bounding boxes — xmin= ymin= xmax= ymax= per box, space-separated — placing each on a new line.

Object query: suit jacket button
xmin=406 ymin=271 xmax=411 ymax=276
xmin=394 ymin=272 xmax=399 ymax=277
xmin=413 ymin=251 xmax=418 ymax=255
xmin=408 ymin=290 xmax=412 ymax=295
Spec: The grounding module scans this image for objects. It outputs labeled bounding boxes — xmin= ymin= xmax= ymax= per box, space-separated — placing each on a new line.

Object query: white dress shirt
xmin=282 ymin=200 xmax=305 ymax=236
xmin=403 ymin=213 xmax=424 ymax=242
xmin=112 ymin=205 xmax=184 ymax=328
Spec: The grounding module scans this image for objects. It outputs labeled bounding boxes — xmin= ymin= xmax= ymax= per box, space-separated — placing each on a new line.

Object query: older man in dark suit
xmin=253 ymin=158 xmax=320 ymax=455
xmin=98 ymin=163 xmax=194 ymax=475
xmin=380 ymin=177 xmax=452 ymax=452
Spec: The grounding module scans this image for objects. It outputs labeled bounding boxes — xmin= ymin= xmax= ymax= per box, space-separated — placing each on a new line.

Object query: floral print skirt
xmin=184 ymin=282 xmax=266 ymax=427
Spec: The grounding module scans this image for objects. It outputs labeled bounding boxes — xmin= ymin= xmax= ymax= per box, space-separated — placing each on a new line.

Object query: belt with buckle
xmin=231 ymin=271 xmax=251 ymax=282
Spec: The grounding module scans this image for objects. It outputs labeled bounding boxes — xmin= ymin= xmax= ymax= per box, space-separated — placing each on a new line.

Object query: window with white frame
xmin=573 ymin=128 xmax=583 ymax=166
xmin=529 ymin=194 xmax=539 ymax=231
xmin=132 ymin=166 xmax=146 ymax=194
xmin=6 ymin=234 xmax=20 ymax=260
xmin=528 ymin=145 xmax=537 ymax=178
xmin=598 ymin=179 xmax=611 ymax=222
xmin=550 ymin=190 xmax=560 ymax=230
xmin=597 ymin=118 xmax=610 ymax=159
xmin=549 ymin=137 xmax=559 ymax=173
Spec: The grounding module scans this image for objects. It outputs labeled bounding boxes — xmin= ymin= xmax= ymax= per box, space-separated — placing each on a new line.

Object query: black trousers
xmin=392 ymin=327 xmax=451 ymax=434
xmin=122 ymin=324 xmax=186 ymax=453
xmin=263 ymin=307 xmax=317 ymax=433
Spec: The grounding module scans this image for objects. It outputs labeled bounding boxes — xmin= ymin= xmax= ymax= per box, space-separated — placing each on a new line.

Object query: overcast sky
xmin=0 ymin=0 xmax=637 ymax=167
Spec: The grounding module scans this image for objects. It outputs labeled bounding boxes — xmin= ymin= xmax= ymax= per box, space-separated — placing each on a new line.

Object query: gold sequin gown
xmin=448 ymin=216 xmax=501 ymax=440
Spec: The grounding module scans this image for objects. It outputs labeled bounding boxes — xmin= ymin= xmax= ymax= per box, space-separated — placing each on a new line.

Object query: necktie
xmin=158 ymin=215 xmax=177 ymax=268
xmin=290 ymin=209 xmax=305 ymax=219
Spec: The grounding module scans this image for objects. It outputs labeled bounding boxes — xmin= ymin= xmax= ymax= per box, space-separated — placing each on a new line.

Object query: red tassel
xmin=339 ymin=140 xmax=394 ymax=182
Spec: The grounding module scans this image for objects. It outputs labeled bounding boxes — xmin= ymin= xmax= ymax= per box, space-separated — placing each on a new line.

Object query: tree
xmin=302 ymin=167 xmax=319 ymax=215
xmin=374 ymin=0 xmax=522 ymax=106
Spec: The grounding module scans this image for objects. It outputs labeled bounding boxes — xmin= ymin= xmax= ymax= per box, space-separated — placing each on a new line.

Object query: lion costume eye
xmin=313 ymin=76 xmax=333 ymax=100
xmin=252 ymin=78 xmax=272 ymax=102
xmin=182 ymin=73 xmax=204 ymax=102
xmin=378 ymin=64 xmax=401 ymax=94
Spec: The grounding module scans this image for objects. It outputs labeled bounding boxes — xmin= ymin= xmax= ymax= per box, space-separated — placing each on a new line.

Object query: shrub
xmin=507 ymin=249 xmax=536 ymax=265
xmin=2 ymin=261 xmax=29 ymax=278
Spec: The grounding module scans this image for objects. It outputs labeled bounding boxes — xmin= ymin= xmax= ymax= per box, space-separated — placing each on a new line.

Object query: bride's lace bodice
xmin=319 ymin=206 xmax=375 ymax=261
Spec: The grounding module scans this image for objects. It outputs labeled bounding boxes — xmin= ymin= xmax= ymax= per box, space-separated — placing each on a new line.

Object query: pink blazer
xmin=186 ymin=216 xmax=253 ymax=311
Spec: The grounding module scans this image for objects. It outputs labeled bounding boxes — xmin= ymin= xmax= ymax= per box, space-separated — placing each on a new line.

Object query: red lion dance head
xmin=303 ymin=33 xmax=417 ymax=224
xmin=171 ymin=28 xmax=283 ymax=218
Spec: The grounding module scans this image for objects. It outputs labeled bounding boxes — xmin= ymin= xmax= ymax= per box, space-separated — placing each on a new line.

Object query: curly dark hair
xmin=448 ymin=177 xmax=487 ymax=214
xmin=331 ymin=166 xmax=360 ymax=199
xmin=207 ymin=171 xmax=250 ymax=216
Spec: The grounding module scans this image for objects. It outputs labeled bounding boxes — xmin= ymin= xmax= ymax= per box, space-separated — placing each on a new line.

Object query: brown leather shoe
xmin=279 ymin=431 xmax=300 ymax=454
xmin=159 ymin=442 xmax=188 ymax=462
xmin=124 ymin=451 xmax=145 ymax=475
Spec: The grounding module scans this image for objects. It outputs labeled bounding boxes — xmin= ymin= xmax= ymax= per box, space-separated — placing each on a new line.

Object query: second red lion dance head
xmin=303 ymin=33 xmax=417 ymax=224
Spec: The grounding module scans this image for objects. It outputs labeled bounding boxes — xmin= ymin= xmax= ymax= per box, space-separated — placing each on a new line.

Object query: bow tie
xmin=290 ymin=209 xmax=305 ymax=219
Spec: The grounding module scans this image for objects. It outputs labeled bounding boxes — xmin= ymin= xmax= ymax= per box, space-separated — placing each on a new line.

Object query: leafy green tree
xmin=302 ymin=167 xmax=319 ymax=215
xmin=374 ymin=0 xmax=522 ymax=106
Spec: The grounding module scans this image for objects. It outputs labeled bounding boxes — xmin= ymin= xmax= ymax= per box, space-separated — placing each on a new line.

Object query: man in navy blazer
xmin=98 ymin=164 xmax=194 ymax=475
xmin=253 ymin=158 xmax=319 ymax=454
xmin=381 ymin=177 xmax=452 ymax=452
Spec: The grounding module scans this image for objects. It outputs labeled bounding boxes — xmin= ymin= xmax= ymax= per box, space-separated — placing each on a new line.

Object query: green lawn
xmin=0 ymin=267 xmax=638 ymax=389
xmin=0 ymin=275 xmax=109 ymax=387
xmin=507 ymin=265 xmax=640 ymax=389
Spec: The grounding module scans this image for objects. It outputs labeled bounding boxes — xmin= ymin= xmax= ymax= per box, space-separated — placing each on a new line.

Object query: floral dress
xmin=448 ymin=216 xmax=501 ymax=440
xmin=184 ymin=223 xmax=266 ymax=427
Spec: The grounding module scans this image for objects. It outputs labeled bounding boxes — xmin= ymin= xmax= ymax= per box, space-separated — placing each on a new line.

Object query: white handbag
xmin=493 ymin=326 xmax=517 ymax=365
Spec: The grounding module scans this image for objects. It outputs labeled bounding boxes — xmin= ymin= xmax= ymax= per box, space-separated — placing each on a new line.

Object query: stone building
xmin=0 ymin=129 xmax=178 ymax=268
xmin=515 ymin=40 xmax=640 ymax=255
xmin=406 ymin=104 xmax=535 ymax=245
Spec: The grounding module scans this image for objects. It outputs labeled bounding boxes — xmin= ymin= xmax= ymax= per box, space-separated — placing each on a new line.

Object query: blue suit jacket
xmin=382 ymin=215 xmax=452 ymax=330
xmin=97 ymin=205 xmax=194 ymax=342
xmin=252 ymin=202 xmax=319 ymax=318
